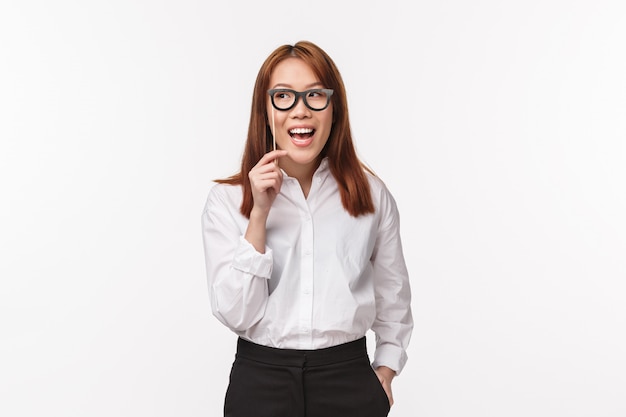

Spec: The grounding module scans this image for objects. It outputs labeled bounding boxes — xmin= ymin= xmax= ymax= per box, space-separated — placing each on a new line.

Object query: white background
xmin=1 ymin=1 xmax=625 ymax=416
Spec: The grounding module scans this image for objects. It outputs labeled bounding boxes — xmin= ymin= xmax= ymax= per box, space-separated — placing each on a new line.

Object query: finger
xmin=250 ymin=172 xmax=282 ymax=193
xmin=249 ymin=165 xmax=280 ymax=182
xmin=251 ymin=154 xmax=285 ymax=176
xmin=259 ymin=149 xmax=288 ymax=165
xmin=272 ymin=172 xmax=283 ymax=194
xmin=250 ymin=168 xmax=281 ymax=183
xmin=253 ymin=178 xmax=281 ymax=194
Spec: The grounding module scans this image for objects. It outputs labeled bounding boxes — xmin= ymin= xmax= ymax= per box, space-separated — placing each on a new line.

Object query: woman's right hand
xmin=248 ymin=149 xmax=288 ymax=217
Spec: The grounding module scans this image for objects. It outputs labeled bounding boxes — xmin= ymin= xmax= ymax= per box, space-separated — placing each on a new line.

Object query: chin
xmin=287 ymin=150 xmax=322 ymax=166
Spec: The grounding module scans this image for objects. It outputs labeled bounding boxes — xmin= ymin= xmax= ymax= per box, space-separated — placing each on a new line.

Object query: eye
xmin=274 ymin=90 xmax=294 ymax=100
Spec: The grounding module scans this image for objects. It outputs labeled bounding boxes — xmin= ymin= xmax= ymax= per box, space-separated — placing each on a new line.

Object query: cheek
xmin=267 ymin=109 xmax=284 ymax=132
xmin=321 ymin=113 xmax=334 ymax=134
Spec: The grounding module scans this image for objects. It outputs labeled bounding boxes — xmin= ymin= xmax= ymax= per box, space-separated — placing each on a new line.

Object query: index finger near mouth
xmin=263 ymin=149 xmax=287 ymax=162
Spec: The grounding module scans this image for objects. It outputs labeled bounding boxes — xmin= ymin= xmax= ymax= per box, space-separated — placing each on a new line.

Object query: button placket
xmin=298 ymin=209 xmax=314 ymax=344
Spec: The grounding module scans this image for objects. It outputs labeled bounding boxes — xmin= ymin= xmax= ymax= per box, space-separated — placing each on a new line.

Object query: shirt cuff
xmin=231 ymin=236 xmax=273 ymax=279
xmin=372 ymin=343 xmax=408 ymax=376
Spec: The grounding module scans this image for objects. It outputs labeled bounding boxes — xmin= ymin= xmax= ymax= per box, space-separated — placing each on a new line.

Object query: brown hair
xmin=215 ymin=40 xmax=375 ymax=218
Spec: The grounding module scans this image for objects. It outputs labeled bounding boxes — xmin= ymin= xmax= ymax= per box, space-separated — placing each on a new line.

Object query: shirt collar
xmin=316 ymin=157 xmax=330 ymax=174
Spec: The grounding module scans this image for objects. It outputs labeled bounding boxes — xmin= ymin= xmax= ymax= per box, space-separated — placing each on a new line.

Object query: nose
xmin=290 ymin=95 xmax=311 ymax=118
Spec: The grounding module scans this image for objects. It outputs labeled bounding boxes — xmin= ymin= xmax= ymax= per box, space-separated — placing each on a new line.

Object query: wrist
xmin=375 ymin=366 xmax=396 ymax=382
xmin=249 ymin=207 xmax=269 ymax=222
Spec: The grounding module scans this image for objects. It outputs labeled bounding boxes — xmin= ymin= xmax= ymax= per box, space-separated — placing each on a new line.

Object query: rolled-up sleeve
xmin=201 ymin=185 xmax=273 ymax=331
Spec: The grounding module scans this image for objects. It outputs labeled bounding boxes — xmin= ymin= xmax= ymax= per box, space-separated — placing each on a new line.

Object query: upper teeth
xmin=289 ymin=128 xmax=313 ymax=135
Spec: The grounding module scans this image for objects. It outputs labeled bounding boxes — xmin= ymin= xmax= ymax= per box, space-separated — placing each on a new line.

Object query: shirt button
xmin=303 ymin=288 xmax=311 ymax=294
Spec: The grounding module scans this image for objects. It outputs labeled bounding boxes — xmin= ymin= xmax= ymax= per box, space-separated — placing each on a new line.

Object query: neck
xmin=281 ymin=158 xmax=320 ymax=198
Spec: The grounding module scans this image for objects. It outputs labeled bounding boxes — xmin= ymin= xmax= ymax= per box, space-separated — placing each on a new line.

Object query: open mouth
xmin=289 ymin=127 xmax=315 ymax=139
xmin=288 ymin=127 xmax=315 ymax=146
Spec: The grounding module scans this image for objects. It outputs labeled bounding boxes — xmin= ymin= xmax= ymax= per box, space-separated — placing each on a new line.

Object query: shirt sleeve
xmin=201 ymin=185 xmax=273 ymax=331
xmin=370 ymin=184 xmax=414 ymax=375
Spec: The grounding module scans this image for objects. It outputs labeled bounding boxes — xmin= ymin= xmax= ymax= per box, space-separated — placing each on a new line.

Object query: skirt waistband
xmin=235 ymin=337 xmax=368 ymax=368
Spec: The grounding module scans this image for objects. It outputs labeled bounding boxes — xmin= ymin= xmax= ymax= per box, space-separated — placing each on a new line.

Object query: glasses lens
xmin=305 ymin=90 xmax=330 ymax=110
xmin=271 ymin=90 xmax=295 ymax=110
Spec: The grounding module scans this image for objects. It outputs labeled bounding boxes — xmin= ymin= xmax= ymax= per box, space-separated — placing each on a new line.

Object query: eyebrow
xmin=271 ymin=82 xmax=324 ymax=89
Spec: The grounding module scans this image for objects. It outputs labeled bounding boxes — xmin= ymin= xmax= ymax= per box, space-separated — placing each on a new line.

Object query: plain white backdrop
xmin=1 ymin=1 xmax=625 ymax=416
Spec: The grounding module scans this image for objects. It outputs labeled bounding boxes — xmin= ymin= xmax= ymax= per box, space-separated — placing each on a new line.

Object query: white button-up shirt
xmin=201 ymin=158 xmax=413 ymax=374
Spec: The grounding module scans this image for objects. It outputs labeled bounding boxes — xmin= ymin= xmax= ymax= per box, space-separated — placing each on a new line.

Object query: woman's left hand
xmin=374 ymin=366 xmax=396 ymax=407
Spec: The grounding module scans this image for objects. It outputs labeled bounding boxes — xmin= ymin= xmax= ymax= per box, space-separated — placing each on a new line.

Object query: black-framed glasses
xmin=268 ymin=88 xmax=334 ymax=111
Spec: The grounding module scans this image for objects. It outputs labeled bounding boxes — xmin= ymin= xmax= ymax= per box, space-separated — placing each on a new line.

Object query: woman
xmin=201 ymin=40 xmax=413 ymax=417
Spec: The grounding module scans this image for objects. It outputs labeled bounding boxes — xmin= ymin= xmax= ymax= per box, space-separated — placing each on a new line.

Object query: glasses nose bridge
xmin=291 ymin=91 xmax=310 ymax=112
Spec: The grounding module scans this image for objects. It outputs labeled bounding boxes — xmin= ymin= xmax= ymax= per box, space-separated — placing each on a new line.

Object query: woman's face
xmin=267 ymin=58 xmax=333 ymax=172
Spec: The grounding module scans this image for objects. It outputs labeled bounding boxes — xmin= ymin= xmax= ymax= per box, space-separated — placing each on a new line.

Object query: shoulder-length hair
xmin=215 ymin=40 xmax=375 ymax=218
